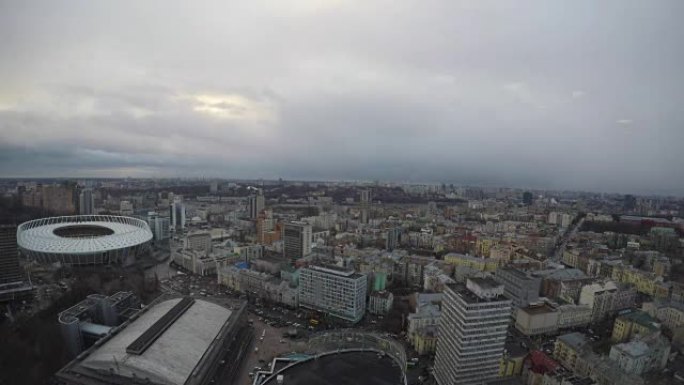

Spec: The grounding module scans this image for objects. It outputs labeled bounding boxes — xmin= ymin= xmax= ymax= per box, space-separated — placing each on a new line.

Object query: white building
xmin=298 ymin=265 xmax=367 ymax=323
xmin=408 ymin=293 xmax=442 ymax=337
xmin=608 ymin=333 xmax=670 ymax=375
xmin=434 ymin=278 xmax=512 ymax=385
xmin=146 ymin=212 xmax=170 ymax=242
xmin=185 ymin=231 xmax=212 ymax=256
xmin=368 ymin=291 xmax=394 ymax=315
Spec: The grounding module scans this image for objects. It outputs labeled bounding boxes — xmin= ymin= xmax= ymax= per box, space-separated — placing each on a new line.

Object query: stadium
xmin=17 ymin=215 xmax=153 ymax=266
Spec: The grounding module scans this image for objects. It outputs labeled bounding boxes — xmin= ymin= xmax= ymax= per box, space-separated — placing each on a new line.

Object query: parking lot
xmin=235 ymin=310 xmax=311 ymax=385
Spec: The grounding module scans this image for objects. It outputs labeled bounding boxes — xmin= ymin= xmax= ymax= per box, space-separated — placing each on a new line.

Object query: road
xmin=550 ymin=217 xmax=584 ymax=262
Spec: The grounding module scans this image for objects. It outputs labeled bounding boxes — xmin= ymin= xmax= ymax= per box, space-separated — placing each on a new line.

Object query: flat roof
xmin=520 ymin=303 xmax=557 ymax=315
xmin=77 ymin=298 xmax=233 ymax=385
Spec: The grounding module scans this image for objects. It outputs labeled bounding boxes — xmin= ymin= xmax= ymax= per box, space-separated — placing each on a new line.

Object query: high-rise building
xmin=360 ymin=189 xmax=371 ymax=224
xmin=146 ymin=212 xmax=170 ymax=242
xmin=386 ymin=227 xmax=402 ymax=250
xmin=0 ymin=225 xmax=32 ymax=302
xmin=299 ymin=265 xmax=367 ymax=323
xmin=434 ymin=278 xmax=512 ymax=385
xmin=0 ymin=225 xmax=24 ymax=287
xmin=170 ymin=198 xmax=186 ymax=232
xmin=79 ymin=188 xmax=95 ymax=215
xmin=248 ymin=189 xmax=265 ymax=219
xmin=282 ymin=221 xmax=312 ymax=263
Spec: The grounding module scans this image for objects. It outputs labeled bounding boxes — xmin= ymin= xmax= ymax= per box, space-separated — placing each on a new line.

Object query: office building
xmin=170 ymin=198 xmax=186 ymax=232
xmin=248 ymin=189 xmax=265 ymax=219
xmin=185 ymin=231 xmax=212 ymax=256
xmin=79 ymin=188 xmax=95 ymax=215
xmin=434 ymin=278 xmax=512 ymax=385
xmin=282 ymin=221 xmax=312 ymax=263
xmin=494 ymin=266 xmax=542 ymax=308
xmin=0 ymin=225 xmax=33 ymax=302
xmin=299 ymin=265 xmax=367 ymax=323
xmin=146 ymin=212 xmax=170 ymax=242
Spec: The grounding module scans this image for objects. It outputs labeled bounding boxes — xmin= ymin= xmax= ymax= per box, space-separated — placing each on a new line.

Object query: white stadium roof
xmin=17 ymin=215 xmax=153 ymax=255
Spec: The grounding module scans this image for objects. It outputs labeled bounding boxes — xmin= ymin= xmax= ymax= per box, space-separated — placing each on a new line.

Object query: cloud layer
xmin=1 ymin=0 xmax=683 ymax=194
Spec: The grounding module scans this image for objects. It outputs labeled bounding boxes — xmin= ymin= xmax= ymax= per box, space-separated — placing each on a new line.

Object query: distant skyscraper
xmin=434 ymin=278 xmax=512 ymax=385
xmin=386 ymin=227 xmax=402 ymax=250
xmin=170 ymin=198 xmax=186 ymax=232
xmin=282 ymin=221 xmax=312 ymax=263
xmin=360 ymin=189 xmax=371 ymax=224
xmin=78 ymin=188 xmax=94 ymax=215
xmin=248 ymin=189 xmax=265 ymax=219
xmin=209 ymin=181 xmax=218 ymax=194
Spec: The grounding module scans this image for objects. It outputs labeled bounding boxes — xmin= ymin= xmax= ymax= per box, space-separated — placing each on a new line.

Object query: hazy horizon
xmin=2 ymin=1 xmax=683 ymax=196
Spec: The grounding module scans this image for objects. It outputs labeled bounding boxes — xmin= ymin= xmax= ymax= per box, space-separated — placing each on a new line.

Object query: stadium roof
xmin=17 ymin=215 xmax=152 ymax=255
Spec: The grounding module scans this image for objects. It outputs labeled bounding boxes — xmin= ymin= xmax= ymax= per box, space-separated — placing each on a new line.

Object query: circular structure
xmin=258 ymin=331 xmax=407 ymax=385
xmin=18 ymin=215 xmax=153 ymax=265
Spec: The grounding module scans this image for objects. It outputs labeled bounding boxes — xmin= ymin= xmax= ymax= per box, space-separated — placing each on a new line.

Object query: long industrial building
xmin=56 ymin=296 xmax=250 ymax=385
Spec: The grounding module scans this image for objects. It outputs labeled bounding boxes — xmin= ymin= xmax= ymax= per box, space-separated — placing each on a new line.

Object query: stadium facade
xmin=17 ymin=215 xmax=153 ymax=266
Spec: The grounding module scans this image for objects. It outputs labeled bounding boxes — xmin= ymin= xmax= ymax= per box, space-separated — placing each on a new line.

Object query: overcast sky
xmin=1 ymin=1 xmax=683 ymax=194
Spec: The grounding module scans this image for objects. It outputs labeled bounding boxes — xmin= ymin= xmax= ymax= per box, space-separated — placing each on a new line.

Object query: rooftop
xmin=557 ymin=332 xmax=587 ymax=350
xmin=617 ymin=309 xmax=660 ymax=331
xmin=61 ymin=297 xmax=234 ymax=385
xmin=520 ymin=303 xmax=557 ymax=315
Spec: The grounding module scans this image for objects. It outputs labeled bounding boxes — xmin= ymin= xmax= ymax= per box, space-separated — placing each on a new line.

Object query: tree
xmin=522 ymin=191 xmax=533 ymax=205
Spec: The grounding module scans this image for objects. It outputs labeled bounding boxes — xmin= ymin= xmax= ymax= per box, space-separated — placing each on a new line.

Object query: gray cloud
xmin=1 ymin=0 xmax=683 ymax=194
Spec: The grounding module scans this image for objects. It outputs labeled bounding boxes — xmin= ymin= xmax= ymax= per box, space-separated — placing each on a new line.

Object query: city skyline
xmin=2 ymin=1 xmax=684 ymax=195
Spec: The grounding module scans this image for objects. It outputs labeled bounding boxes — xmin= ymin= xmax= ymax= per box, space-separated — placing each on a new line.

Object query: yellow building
xmin=475 ymin=237 xmax=496 ymax=258
xmin=412 ymin=325 xmax=438 ymax=355
xmin=443 ymin=253 xmax=500 ymax=272
xmin=611 ymin=309 xmax=661 ymax=343
xmin=553 ymin=332 xmax=587 ymax=371
xmin=612 ymin=265 xmax=667 ymax=297
xmin=499 ymin=344 xmax=527 ymax=377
